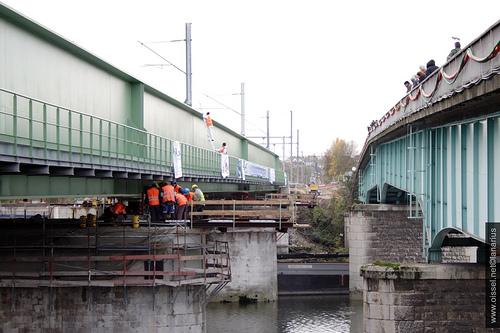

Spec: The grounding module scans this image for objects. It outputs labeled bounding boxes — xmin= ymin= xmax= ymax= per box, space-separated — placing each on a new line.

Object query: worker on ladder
xmin=145 ymin=183 xmax=162 ymax=222
xmin=203 ymin=112 xmax=216 ymax=150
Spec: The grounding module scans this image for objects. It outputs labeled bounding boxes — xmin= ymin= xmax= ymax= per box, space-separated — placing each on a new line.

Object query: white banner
xmin=237 ymin=159 xmax=246 ymax=180
xmin=172 ymin=141 xmax=183 ymax=179
xmin=269 ymin=168 xmax=275 ymax=184
xmin=221 ymin=153 xmax=230 ymax=178
xmin=244 ymin=161 xmax=269 ymax=179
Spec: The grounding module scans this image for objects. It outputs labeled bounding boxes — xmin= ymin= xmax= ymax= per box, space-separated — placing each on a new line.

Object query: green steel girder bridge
xmin=357 ymin=20 xmax=500 ymax=261
xmin=0 ymin=4 xmax=285 ymax=199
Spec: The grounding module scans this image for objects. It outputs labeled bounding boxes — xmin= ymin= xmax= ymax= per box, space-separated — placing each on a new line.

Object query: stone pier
xmin=208 ymin=228 xmax=277 ymax=303
xmin=345 ymin=204 xmax=423 ymax=297
xmin=360 ymin=263 xmax=494 ymax=333
xmin=0 ymin=285 xmax=206 ymax=333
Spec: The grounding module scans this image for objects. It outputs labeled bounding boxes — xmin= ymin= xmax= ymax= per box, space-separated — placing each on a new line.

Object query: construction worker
xmin=100 ymin=200 xmax=127 ymax=222
xmin=111 ymin=200 xmax=126 ymax=216
xmin=203 ymin=112 xmax=215 ymax=142
xmin=183 ymin=188 xmax=194 ymax=220
xmin=161 ymin=182 xmax=176 ymax=219
xmin=145 ymin=184 xmax=162 ymax=222
xmin=175 ymin=190 xmax=188 ymax=221
xmin=172 ymin=180 xmax=182 ymax=193
xmin=183 ymin=188 xmax=194 ymax=204
xmin=217 ymin=142 xmax=227 ymax=154
xmin=191 ymin=184 xmax=205 ymax=212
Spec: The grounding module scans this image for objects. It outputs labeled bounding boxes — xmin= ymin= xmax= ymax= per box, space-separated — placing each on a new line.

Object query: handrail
xmin=365 ymin=25 xmax=500 ymax=144
xmin=0 ymin=87 xmax=286 ymax=184
xmin=0 ymin=87 xmax=272 ymax=168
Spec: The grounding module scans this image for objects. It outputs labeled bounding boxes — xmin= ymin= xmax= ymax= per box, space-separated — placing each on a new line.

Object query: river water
xmin=207 ymin=295 xmax=363 ymax=333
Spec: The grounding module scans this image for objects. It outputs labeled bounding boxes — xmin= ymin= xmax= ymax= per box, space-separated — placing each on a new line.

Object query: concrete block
xmin=395 ymin=320 xmax=423 ymax=333
xmin=367 ymin=304 xmax=385 ymax=320
xmin=390 ymin=305 xmax=414 ymax=321
xmin=366 ymin=291 xmax=381 ymax=304
xmin=365 ymin=318 xmax=396 ymax=333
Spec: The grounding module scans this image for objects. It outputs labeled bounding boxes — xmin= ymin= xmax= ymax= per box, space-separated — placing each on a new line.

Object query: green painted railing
xmin=0 ymin=88 xmax=285 ymax=185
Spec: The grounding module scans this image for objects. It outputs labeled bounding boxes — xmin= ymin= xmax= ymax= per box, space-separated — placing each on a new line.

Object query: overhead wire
xmin=137 ymin=40 xmax=271 ymax=138
xmin=138 ymin=40 xmax=186 ymax=74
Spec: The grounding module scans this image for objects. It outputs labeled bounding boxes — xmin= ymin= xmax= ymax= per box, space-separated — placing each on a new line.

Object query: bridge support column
xmin=208 ymin=228 xmax=277 ymax=303
xmin=360 ymin=264 xmax=491 ymax=333
xmin=345 ymin=204 xmax=424 ymax=298
xmin=0 ymin=285 xmax=206 ymax=333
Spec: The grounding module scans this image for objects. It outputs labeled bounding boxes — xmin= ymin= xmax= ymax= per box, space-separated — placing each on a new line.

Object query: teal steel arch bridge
xmin=357 ymin=20 xmax=500 ymax=261
xmin=0 ymin=3 xmax=285 ymax=199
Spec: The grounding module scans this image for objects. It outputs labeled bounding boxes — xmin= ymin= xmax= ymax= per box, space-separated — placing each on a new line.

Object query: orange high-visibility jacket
xmin=146 ymin=187 xmax=160 ymax=206
xmin=162 ymin=184 xmax=175 ymax=202
xmin=174 ymin=184 xmax=182 ymax=193
xmin=175 ymin=193 xmax=187 ymax=206
xmin=205 ymin=116 xmax=213 ymax=127
xmin=185 ymin=192 xmax=194 ymax=203
xmin=112 ymin=202 xmax=126 ymax=215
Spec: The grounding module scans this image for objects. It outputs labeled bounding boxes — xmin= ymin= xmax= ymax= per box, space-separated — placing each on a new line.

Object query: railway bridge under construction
xmin=0 ymin=4 xmax=295 ymax=332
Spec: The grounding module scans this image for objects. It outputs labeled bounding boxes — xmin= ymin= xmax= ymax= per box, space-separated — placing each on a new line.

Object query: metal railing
xmin=0 ymin=87 xmax=286 ymax=185
xmin=366 ymin=22 xmax=499 ymax=141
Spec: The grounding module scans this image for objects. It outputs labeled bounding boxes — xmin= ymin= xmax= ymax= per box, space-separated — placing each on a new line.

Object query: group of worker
xmin=145 ymin=181 xmax=205 ymax=222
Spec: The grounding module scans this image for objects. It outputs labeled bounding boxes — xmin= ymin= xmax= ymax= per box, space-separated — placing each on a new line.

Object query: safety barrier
xmin=0 ymin=87 xmax=285 ymax=185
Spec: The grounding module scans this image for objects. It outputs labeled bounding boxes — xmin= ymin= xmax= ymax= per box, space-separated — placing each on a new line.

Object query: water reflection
xmin=207 ymin=295 xmax=363 ymax=333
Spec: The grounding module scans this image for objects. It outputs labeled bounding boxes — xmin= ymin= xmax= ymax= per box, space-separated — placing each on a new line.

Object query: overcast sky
xmin=2 ymin=0 xmax=499 ymax=158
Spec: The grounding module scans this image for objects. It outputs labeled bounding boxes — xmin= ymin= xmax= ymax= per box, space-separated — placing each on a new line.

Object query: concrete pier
xmin=0 ymin=285 xmax=205 ymax=333
xmin=360 ymin=263 xmax=493 ymax=333
xmin=208 ymin=228 xmax=277 ymax=303
xmin=345 ymin=204 xmax=423 ymax=297
xmin=0 ymin=222 xmax=230 ymax=332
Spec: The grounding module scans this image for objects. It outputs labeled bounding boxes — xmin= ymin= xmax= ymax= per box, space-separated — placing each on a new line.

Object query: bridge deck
xmin=357 ymin=20 xmax=500 ymax=259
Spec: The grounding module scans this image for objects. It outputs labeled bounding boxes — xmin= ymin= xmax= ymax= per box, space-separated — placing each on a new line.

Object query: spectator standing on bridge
xmin=411 ymin=75 xmax=419 ymax=88
xmin=404 ymin=81 xmax=412 ymax=92
xmin=447 ymin=41 xmax=461 ymax=61
xmin=425 ymin=59 xmax=439 ymax=77
xmin=175 ymin=190 xmax=188 ymax=220
xmin=191 ymin=184 xmax=205 ymax=212
xmin=160 ymin=182 xmax=176 ymax=220
xmin=417 ymin=71 xmax=426 ymax=84
xmin=145 ymin=184 xmax=162 ymax=222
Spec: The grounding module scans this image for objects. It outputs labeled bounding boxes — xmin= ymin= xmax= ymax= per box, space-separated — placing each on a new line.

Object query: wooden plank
xmin=190 ymin=210 xmax=291 ymax=218
xmin=193 ymin=200 xmax=290 ymax=206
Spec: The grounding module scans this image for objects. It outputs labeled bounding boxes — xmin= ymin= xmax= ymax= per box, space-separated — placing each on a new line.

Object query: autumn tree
xmin=323 ymin=138 xmax=358 ymax=182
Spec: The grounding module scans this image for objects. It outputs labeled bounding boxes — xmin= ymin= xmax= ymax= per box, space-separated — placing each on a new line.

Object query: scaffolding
xmin=0 ymin=216 xmax=231 ymax=292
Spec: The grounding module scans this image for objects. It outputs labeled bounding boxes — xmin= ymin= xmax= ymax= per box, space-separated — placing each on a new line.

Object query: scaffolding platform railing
xmin=0 ymin=220 xmax=231 ymax=289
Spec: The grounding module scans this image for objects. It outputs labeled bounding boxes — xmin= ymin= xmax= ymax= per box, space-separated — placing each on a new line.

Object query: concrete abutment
xmin=0 ymin=285 xmax=206 ymax=333
xmin=345 ymin=204 xmax=424 ymax=297
xmin=360 ymin=264 xmax=494 ymax=333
